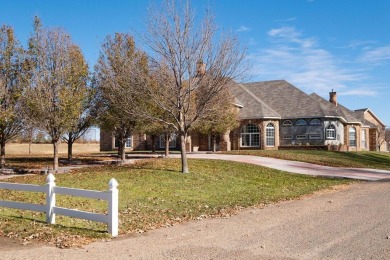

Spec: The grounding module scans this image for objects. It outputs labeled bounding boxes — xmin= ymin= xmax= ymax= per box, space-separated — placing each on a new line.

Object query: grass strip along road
xmin=224 ymin=150 xmax=390 ymax=170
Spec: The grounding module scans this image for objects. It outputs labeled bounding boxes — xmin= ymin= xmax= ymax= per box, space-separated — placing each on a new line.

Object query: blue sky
xmin=1 ymin=0 xmax=389 ymax=126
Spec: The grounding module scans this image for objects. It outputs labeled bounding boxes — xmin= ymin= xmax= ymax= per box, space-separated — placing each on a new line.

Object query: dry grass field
xmin=5 ymin=143 xmax=100 ymax=155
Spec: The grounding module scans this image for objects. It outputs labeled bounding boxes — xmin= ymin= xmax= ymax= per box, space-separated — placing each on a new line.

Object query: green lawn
xmin=224 ymin=150 xmax=390 ymax=170
xmin=0 ymin=158 xmax=351 ymax=247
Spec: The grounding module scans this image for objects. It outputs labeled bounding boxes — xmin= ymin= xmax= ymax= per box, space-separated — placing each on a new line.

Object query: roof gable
xmin=228 ymin=82 xmax=281 ymax=119
xmin=242 ymin=80 xmax=325 ymax=118
xmin=354 ymin=108 xmax=386 ymax=127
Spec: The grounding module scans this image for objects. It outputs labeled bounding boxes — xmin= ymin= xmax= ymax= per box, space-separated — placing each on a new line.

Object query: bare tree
xmin=376 ymin=126 xmax=387 ymax=151
xmin=94 ymin=33 xmax=148 ymax=163
xmin=193 ymin=87 xmax=238 ymax=152
xmin=385 ymin=128 xmax=390 ymax=151
xmin=161 ymin=125 xmax=176 ymax=157
xmin=23 ymin=17 xmax=89 ymax=171
xmin=136 ymin=0 xmax=246 ymax=173
xmin=143 ymin=121 xmax=168 ymax=154
xmin=0 ymin=25 xmax=25 ymax=169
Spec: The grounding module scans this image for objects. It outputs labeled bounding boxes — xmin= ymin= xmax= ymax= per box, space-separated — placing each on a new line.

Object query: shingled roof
xmin=228 ymin=82 xmax=281 ymax=119
xmin=239 ymin=80 xmax=325 ymax=119
xmin=309 ymin=93 xmax=362 ymax=124
xmin=229 ymin=79 xmax=367 ymax=124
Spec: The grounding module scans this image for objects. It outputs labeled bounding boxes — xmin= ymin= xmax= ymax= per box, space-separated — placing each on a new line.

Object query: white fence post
xmin=108 ymin=178 xmax=119 ymax=237
xmin=1 ymin=175 xmax=119 ymax=235
xmin=46 ymin=173 xmax=56 ymax=224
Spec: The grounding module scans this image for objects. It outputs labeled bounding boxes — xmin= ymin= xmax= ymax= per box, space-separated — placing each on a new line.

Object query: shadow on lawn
xmin=3 ymin=156 xmax=111 ymax=172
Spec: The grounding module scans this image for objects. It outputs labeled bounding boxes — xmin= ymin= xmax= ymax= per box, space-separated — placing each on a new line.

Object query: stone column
xmin=186 ymin=135 xmax=192 ymax=152
xmin=220 ymin=130 xmax=231 ymax=151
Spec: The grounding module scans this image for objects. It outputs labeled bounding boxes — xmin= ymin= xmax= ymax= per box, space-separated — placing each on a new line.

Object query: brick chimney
xmin=196 ymin=60 xmax=206 ymax=77
xmin=329 ymin=89 xmax=337 ymax=106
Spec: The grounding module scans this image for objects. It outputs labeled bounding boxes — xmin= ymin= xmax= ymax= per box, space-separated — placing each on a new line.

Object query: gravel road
xmin=2 ymin=181 xmax=390 ymax=260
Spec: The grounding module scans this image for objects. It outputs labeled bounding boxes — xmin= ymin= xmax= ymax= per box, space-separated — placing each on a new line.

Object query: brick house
xmin=100 ymin=80 xmax=387 ymax=152
xmin=100 ymin=131 xmax=181 ymax=152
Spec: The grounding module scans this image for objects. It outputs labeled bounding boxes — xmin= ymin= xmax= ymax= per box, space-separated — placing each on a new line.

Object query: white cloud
xmin=359 ymin=45 xmax=390 ymax=64
xmin=249 ymin=26 xmax=375 ymax=96
xmin=267 ymin=26 xmax=299 ymax=38
xmin=274 ymin=17 xmax=296 ymax=22
xmin=236 ymin=26 xmax=251 ymax=32
xmin=344 ymin=40 xmax=376 ymax=49
xmin=267 ymin=26 xmax=316 ymax=48
xmin=339 ymin=89 xmax=378 ymax=96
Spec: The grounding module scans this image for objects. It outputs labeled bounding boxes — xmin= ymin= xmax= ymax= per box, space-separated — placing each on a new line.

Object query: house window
xmin=326 ymin=124 xmax=336 ymax=139
xmin=283 ymin=135 xmax=293 ymax=139
xmin=310 ymin=119 xmax=321 ymax=125
xmin=241 ymin=124 xmax=260 ymax=147
xmin=266 ymin=123 xmax=275 ymax=147
xmin=296 ymin=119 xmax=307 ymax=126
xmin=361 ymin=129 xmax=366 ymax=148
xmin=114 ymin=137 xmax=132 ymax=148
xmin=349 ymin=127 xmax=356 ymax=147
xmin=282 ymin=120 xmax=293 ymax=126
xmin=296 ymin=135 xmax=307 ymax=139
xmin=159 ymin=133 xmax=177 ymax=148
xmin=309 ymin=134 xmax=321 ymax=139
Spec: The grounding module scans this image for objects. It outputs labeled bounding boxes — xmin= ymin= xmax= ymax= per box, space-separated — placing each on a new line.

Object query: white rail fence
xmin=0 ymin=173 xmax=119 ymax=236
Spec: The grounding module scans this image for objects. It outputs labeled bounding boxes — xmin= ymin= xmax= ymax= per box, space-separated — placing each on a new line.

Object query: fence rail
xmin=0 ymin=173 xmax=119 ymax=236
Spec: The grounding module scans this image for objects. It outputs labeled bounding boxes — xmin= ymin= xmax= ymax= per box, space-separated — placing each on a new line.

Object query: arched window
xmin=349 ymin=127 xmax=356 ymax=147
xmin=282 ymin=120 xmax=292 ymax=126
xmin=310 ymin=119 xmax=321 ymax=125
xmin=296 ymin=119 xmax=307 ymax=126
xmin=241 ymin=124 xmax=260 ymax=147
xmin=266 ymin=123 xmax=275 ymax=147
xmin=326 ymin=124 xmax=336 ymax=139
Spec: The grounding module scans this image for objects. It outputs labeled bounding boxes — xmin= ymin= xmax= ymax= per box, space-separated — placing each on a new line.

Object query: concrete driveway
xmin=172 ymin=153 xmax=390 ymax=181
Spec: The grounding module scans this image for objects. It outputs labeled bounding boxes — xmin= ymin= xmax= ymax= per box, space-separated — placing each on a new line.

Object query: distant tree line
xmin=0 ymin=0 xmax=246 ymax=173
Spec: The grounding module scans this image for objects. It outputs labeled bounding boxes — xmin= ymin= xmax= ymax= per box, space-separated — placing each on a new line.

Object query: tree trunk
xmin=165 ymin=133 xmax=170 ymax=158
xmin=1 ymin=139 xmax=6 ymax=169
xmin=151 ymin=135 xmax=156 ymax=153
xmin=180 ymin=132 xmax=189 ymax=173
xmin=120 ymin=139 xmax=126 ymax=164
xmin=52 ymin=140 xmax=59 ymax=171
xmin=68 ymin=140 xmax=73 ymax=162
xmin=28 ymin=128 xmax=33 ymax=155
xmin=212 ymin=135 xmax=217 ymax=153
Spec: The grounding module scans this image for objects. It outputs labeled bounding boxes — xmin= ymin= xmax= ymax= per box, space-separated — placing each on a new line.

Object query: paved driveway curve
xmin=172 ymin=153 xmax=390 ymax=181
